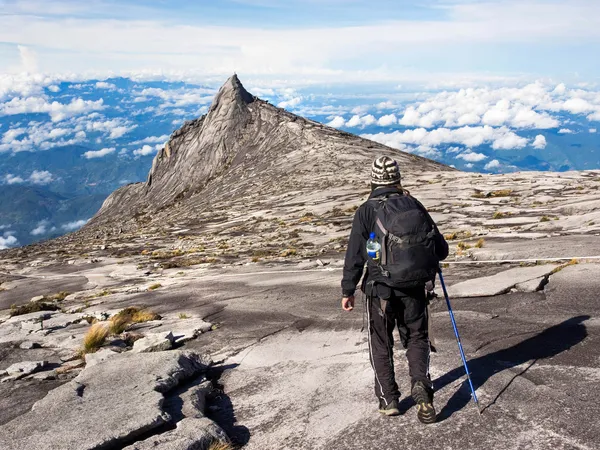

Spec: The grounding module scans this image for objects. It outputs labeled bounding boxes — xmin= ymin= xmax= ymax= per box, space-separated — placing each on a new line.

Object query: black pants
xmin=367 ymin=286 xmax=432 ymax=406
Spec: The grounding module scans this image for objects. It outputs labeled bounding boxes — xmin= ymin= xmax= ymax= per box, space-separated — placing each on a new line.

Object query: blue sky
xmin=1 ymin=0 xmax=600 ymax=84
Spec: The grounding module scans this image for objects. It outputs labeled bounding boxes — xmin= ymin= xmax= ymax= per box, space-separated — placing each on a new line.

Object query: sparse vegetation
xmin=208 ymin=441 xmax=234 ymax=450
xmin=444 ymin=230 xmax=473 ymax=241
xmin=457 ymin=242 xmax=472 ymax=251
xmin=49 ymin=291 xmax=70 ymax=301
xmin=280 ymin=248 xmax=298 ymax=257
xmin=160 ymin=257 xmax=219 ymax=269
xmin=9 ymin=301 xmax=60 ymax=317
xmin=540 ymin=216 xmax=551 ymax=222
xmin=551 ymin=259 xmax=579 ymax=274
xmin=8 ymin=291 xmax=71 ymax=317
xmin=475 ymin=238 xmax=485 ymax=248
xmin=148 ymin=283 xmax=162 ymax=291
xmin=471 ymin=190 xmax=486 ymax=199
xmin=492 ymin=211 xmax=507 ymax=219
xmin=179 ymin=313 xmax=191 ymax=319
xmin=108 ymin=307 xmax=161 ymax=336
xmin=109 ymin=314 xmax=130 ymax=335
xmin=81 ymin=323 xmax=109 ymax=354
xmin=488 ymin=189 xmax=513 ymax=197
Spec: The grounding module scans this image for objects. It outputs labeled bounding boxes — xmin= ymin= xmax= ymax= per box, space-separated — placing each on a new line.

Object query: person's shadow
xmin=398 ymin=315 xmax=589 ymax=420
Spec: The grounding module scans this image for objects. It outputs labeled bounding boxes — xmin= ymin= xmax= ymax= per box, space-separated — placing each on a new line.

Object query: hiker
xmin=341 ymin=156 xmax=449 ymax=423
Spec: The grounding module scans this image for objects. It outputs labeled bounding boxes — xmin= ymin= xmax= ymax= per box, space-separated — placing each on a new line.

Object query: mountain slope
xmin=2 ymin=75 xmax=454 ymax=259
xmin=89 ymin=75 xmax=452 ymax=226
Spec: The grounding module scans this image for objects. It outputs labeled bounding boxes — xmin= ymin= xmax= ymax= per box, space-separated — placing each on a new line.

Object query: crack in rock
xmin=0 ymin=350 xmax=220 ymax=450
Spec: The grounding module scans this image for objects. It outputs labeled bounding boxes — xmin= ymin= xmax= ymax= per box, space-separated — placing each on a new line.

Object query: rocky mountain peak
xmin=211 ymin=74 xmax=255 ymax=108
xmin=84 ymin=75 xmax=452 ymax=237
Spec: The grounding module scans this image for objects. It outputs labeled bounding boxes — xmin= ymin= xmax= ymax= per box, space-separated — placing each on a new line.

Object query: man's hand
xmin=342 ymin=295 xmax=355 ymax=311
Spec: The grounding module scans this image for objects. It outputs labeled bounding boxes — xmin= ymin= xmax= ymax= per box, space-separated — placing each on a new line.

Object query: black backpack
xmin=367 ymin=193 xmax=439 ymax=288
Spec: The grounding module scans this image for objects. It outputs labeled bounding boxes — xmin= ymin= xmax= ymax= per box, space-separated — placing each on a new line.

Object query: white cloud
xmin=464 ymin=163 xmax=474 ymax=169
xmin=95 ymin=81 xmax=116 ymax=89
xmin=1 ymin=1 xmax=600 ymax=80
xmin=277 ymin=97 xmax=302 ymax=109
xmin=137 ymin=87 xmax=215 ymax=108
xmin=0 ymin=96 xmax=105 ymax=122
xmin=398 ymin=85 xmax=563 ymax=130
xmin=327 ymin=116 xmax=345 ymax=128
xmin=376 ymin=101 xmax=396 ymax=110
xmin=0 ymin=232 xmax=19 ymax=250
xmin=130 ymin=134 xmax=170 ymax=145
xmin=61 ymin=219 xmax=89 ymax=231
xmin=31 ymin=220 xmax=50 ymax=236
xmin=82 ymin=118 xmax=137 ymax=139
xmin=17 ymin=45 xmax=38 ymax=72
xmin=0 ymin=121 xmax=89 ymax=153
xmin=83 ymin=147 xmax=116 ymax=159
xmin=484 ymin=159 xmax=501 ymax=170
xmin=491 ymin=133 xmax=528 ymax=150
xmin=251 ymin=87 xmax=275 ymax=97
xmin=133 ymin=143 xmax=162 ymax=156
xmin=29 ymin=170 xmax=54 ymax=185
xmin=532 ymin=134 xmax=547 ymax=149
xmin=377 ymin=114 xmax=397 ymax=127
xmin=109 ymin=125 xmax=136 ymax=139
xmin=590 ymin=128 xmax=597 ymax=133
xmin=4 ymin=174 xmax=24 ymax=184
xmin=47 ymin=85 xmax=60 ymax=93
xmin=456 ymin=151 xmax=487 ymax=162
xmin=363 ymin=125 xmax=529 ymax=151
xmin=346 ymin=114 xmax=376 ymax=128
xmin=558 ymin=128 xmax=573 ymax=134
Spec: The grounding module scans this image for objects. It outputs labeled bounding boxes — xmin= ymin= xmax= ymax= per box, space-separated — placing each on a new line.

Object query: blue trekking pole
xmin=437 ymin=268 xmax=481 ymax=414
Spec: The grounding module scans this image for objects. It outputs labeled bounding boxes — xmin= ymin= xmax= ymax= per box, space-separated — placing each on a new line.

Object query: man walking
xmin=341 ymin=156 xmax=448 ymax=423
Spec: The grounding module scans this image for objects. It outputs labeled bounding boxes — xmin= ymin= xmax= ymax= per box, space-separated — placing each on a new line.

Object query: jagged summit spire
xmin=213 ymin=74 xmax=255 ymax=107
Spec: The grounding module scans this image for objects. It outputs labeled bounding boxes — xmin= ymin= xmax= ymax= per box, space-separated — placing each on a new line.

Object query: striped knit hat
xmin=371 ymin=156 xmax=401 ymax=186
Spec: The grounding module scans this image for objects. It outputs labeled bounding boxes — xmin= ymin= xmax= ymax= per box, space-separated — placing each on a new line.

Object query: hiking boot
xmin=411 ymin=381 xmax=436 ymax=424
xmin=378 ymin=399 xmax=401 ymax=417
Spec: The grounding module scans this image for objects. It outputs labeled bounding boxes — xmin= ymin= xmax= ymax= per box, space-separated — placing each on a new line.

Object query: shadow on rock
xmin=206 ymin=363 xmax=250 ymax=447
xmin=434 ymin=315 xmax=590 ymax=422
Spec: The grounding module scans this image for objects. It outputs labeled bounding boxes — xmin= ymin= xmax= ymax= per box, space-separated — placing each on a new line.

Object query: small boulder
xmin=30 ymin=295 xmax=45 ymax=303
xmin=132 ymin=332 xmax=175 ymax=353
xmin=19 ymin=341 xmax=42 ymax=350
xmin=5 ymin=361 xmax=47 ymax=379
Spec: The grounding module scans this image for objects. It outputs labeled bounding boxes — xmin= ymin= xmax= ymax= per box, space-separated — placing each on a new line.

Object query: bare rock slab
xmin=0 ymin=350 xmax=212 ymax=450
xmin=444 ymin=265 xmax=557 ymax=298
xmin=123 ymin=417 xmax=229 ymax=450
xmin=84 ymin=348 xmax=120 ymax=367
xmin=515 ymin=276 xmax=548 ymax=293
xmin=132 ymin=331 xmax=175 ymax=353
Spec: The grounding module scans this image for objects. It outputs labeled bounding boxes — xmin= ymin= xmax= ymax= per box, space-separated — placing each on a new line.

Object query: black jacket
xmin=341 ymin=186 xmax=449 ymax=297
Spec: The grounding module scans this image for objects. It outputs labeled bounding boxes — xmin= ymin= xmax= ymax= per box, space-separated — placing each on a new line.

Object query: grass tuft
xmin=208 ymin=441 xmax=234 ymax=450
xmin=475 ymin=238 xmax=485 ymax=248
xmin=148 ymin=283 xmax=162 ymax=291
xmin=457 ymin=241 xmax=472 ymax=251
xmin=81 ymin=323 xmax=109 ymax=354
xmin=179 ymin=313 xmax=191 ymax=319
xmin=109 ymin=307 xmax=161 ymax=336
xmin=488 ymin=189 xmax=513 ymax=197
xmin=540 ymin=216 xmax=551 ymax=222
xmin=492 ymin=211 xmax=506 ymax=219
xmin=109 ymin=314 xmax=130 ymax=335
xmin=280 ymin=248 xmax=298 ymax=257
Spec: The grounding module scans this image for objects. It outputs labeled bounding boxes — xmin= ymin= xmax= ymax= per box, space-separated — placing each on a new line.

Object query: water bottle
xmin=366 ymin=232 xmax=381 ymax=261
